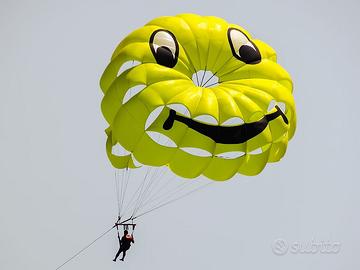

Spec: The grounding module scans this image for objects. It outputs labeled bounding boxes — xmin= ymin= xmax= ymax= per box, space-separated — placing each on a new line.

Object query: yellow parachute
xmin=100 ymin=13 xmax=296 ymax=182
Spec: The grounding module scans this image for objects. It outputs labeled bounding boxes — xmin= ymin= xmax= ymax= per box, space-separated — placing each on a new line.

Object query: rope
xmin=119 ymin=168 xmax=130 ymax=217
xmin=114 ymin=171 xmax=120 ymax=216
xmin=119 ymin=169 xmax=124 ymax=215
xmin=137 ymin=181 xmax=199 ymax=214
xmin=134 ymin=182 xmax=212 ymax=219
xmin=140 ymin=181 xmax=190 ymax=211
xmin=55 ymin=217 xmax=136 ymax=270
xmin=140 ymin=174 xmax=176 ymax=206
xmin=134 ymin=167 xmax=170 ymax=213
xmin=121 ymin=170 xmax=150 ymax=218
xmin=55 ymin=225 xmax=115 ymax=270
xmin=130 ymin=167 xmax=152 ymax=217
xmin=55 ymin=178 xmax=212 ymax=269
xmin=201 ymin=70 xmax=218 ymax=87
xmin=132 ymin=168 xmax=161 ymax=216
xmin=200 ymin=66 xmax=207 ymax=86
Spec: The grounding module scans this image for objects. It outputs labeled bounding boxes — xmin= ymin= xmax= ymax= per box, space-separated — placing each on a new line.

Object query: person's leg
xmin=120 ymin=250 xmax=127 ymax=261
xmin=113 ymin=247 xmax=123 ymax=261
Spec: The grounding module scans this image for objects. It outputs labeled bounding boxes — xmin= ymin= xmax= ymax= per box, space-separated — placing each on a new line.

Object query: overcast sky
xmin=1 ymin=0 xmax=359 ymax=269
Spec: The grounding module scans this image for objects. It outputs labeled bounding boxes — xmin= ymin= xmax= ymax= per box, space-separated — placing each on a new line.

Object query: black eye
xmin=227 ymin=28 xmax=261 ymax=64
xmin=149 ymin=30 xmax=179 ymax=68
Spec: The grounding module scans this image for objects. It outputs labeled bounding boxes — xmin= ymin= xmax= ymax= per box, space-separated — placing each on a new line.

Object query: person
xmin=113 ymin=229 xmax=134 ymax=262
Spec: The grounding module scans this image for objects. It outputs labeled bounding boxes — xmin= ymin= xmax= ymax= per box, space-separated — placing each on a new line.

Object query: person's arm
xmin=117 ymin=232 xmax=121 ymax=244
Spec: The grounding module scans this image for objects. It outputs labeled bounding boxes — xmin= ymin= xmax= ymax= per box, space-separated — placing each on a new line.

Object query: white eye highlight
xmin=149 ymin=30 xmax=179 ymax=68
xmin=227 ymin=28 xmax=261 ymax=64
xmin=151 ymin=31 xmax=177 ymax=57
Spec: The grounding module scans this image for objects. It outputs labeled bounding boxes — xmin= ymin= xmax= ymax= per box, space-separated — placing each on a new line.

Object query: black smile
xmin=163 ymin=105 xmax=288 ymax=144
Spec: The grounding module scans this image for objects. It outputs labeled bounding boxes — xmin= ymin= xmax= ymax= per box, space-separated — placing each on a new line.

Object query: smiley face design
xmin=100 ymin=14 xmax=296 ymax=180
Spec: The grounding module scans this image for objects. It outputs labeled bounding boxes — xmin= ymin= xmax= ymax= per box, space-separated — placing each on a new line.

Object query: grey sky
xmin=1 ymin=0 xmax=359 ymax=269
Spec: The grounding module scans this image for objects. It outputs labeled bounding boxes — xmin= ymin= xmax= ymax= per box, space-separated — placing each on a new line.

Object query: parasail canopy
xmin=100 ymin=13 xmax=296 ymax=181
